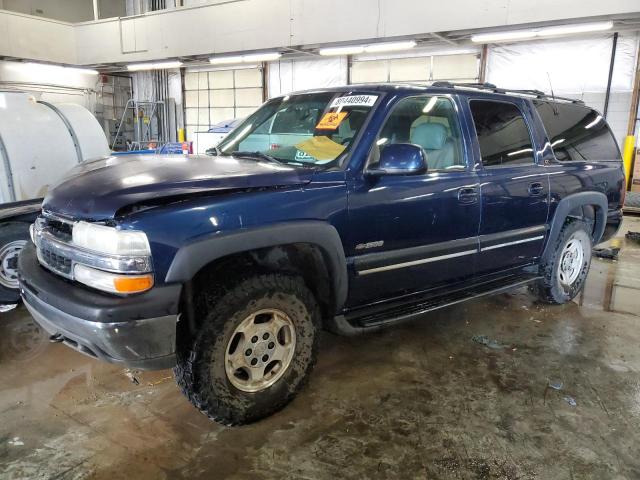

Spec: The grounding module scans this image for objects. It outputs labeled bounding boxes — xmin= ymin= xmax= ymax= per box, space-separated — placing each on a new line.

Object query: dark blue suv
xmin=18 ymin=83 xmax=625 ymax=424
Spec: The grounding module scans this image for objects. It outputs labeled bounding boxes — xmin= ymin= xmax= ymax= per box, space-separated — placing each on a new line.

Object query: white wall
xmin=0 ymin=60 xmax=98 ymax=107
xmin=0 ymin=11 xmax=76 ymax=63
xmin=486 ymin=33 xmax=639 ymax=144
xmin=268 ymin=57 xmax=348 ymax=98
xmin=5 ymin=0 xmax=640 ymax=65
xmin=2 ymin=0 xmax=93 ymax=22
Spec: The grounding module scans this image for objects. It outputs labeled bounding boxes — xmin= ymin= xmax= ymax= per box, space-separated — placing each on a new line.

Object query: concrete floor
xmin=1 ymin=217 xmax=640 ymax=480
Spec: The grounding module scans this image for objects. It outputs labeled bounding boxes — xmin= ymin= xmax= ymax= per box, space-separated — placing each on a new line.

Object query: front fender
xmin=165 ymin=221 xmax=348 ymax=313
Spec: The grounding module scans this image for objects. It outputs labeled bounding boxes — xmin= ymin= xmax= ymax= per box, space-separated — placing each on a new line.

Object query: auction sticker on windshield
xmin=330 ymin=95 xmax=378 ymax=108
xmin=316 ymin=111 xmax=348 ymax=130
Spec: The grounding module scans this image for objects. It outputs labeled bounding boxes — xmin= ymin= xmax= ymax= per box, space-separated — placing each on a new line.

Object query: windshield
xmin=215 ymin=92 xmax=379 ymax=167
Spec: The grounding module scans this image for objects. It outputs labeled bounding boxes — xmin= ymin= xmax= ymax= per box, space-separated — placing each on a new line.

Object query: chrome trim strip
xmin=358 ymin=249 xmax=477 ymax=276
xmin=480 ymin=235 xmax=544 ymax=252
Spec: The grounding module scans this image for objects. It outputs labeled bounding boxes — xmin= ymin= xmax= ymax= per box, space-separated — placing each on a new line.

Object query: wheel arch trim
xmin=165 ymin=221 xmax=348 ymax=314
xmin=543 ymin=191 xmax=608 ymax=258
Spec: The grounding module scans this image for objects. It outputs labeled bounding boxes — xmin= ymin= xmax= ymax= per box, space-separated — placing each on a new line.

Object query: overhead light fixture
xmin=127 ymin=61 xmax=182 ymax=71
xmin=241 ymin=52 xmax=282 ymax=62
xmin=209 ymin=52 xmax=281 ymax=65
xmin=472 ymin=21 xmax=613 ymax=43
xmin=422 ymin=96 xmax=438 ymax=113
xmin=364 ymin=40 xmax=417 ymax=53
xmin=5 ymin=62 xmax=98 ymax=75
xmin=319 ymin=45 xmax=366 ymax=56
xmin=320 ymin=40 xmax=417 ymax=56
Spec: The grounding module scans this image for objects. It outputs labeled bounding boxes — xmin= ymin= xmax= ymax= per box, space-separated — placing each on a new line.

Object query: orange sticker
xmin=316 ymin=111 xmax=348 ymax=130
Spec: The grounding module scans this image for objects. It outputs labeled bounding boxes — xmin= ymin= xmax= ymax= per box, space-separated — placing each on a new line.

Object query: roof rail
xmin=430 ymin=81 xmax=584 ymax=104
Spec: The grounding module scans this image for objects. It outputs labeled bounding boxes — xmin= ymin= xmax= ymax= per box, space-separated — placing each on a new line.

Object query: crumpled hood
xmin=42 ymin=154 xmax=314 ymax=220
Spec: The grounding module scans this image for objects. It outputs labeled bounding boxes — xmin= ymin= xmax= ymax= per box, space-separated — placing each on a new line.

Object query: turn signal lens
xmin=113 ymin=275 xmax=154 ymax=293
xmin=74 ymin=264 xmax=153 ymax=294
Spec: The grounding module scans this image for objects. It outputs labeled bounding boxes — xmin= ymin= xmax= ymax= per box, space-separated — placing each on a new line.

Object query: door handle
xmin=528 ymin=182 xmax=545 ymax=196
xmin=458 ymin=187 xmax=478 ymax=204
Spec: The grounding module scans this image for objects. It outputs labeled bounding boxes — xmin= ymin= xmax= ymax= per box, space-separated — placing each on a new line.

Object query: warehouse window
xmin=350 ymin=53 xmax=479 ymax=84
xmin=533 ymin=101 xmax=621 ymax=162
xmin=184 ymin=67 xmax=263 ymax=140
xmin=470 ymin=100 xmax=535 ymax=167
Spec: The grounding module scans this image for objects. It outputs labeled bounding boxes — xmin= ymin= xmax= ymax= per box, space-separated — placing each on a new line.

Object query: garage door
xmin=184 ymin=67 xmax=264 ymax=140
xmin=350 ymin=53 xmax=480 ymax=84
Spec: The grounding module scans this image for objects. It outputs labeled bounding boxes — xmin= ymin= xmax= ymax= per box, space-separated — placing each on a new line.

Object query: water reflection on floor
xmin=0 ymin=216 xmax=639 ymax=479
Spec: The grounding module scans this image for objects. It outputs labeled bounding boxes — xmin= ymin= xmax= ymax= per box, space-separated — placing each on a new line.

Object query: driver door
xmin=346 ymin=94 xmax=481 ymax=308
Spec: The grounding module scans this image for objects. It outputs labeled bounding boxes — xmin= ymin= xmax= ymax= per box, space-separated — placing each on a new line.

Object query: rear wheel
xmin=535 ymin=219 xmax=592 ymax=304
xmin=174 ymin=273 xmax=320 ymax=425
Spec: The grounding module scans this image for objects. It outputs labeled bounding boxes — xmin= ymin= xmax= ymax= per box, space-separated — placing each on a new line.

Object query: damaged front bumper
xmin=18 ymin=243 xmax=180 ymax=370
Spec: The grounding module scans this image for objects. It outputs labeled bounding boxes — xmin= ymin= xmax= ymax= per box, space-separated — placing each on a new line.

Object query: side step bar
xmin=328 ymin=274 xmax=540 ymax=336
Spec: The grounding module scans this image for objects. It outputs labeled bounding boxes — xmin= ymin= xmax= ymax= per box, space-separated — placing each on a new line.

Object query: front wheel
xmin=174 ymin=273 xmax=320 ymax=425
xmin=534 ymin=219 xmax=592 ymax=304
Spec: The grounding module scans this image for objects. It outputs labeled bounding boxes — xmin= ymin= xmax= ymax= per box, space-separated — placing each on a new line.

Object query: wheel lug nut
xmin=262 ymin=355 xmax=269 ymax=362
xmin=263 ymin=333 xmax=269 ymax=340
xmin=251 ymin=336 xmax=258 ymax=343
xmin=245 ymin=349 xmax=252 ymax=356
xmin=268 ymin=342 xmax=275 ymax=349
xmin=251 ymin=358 xmax=258 ymax=366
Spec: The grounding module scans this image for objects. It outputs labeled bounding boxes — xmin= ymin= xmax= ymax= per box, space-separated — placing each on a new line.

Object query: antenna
xmin=547 ymin=73 xmax=559 ymax=115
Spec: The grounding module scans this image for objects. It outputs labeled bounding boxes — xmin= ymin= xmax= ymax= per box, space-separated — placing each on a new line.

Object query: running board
xmin=328 ymin=274 xmax=540 ymax=336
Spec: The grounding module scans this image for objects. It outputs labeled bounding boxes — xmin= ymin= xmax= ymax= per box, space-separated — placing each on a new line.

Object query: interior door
xmin=346 ymin=95 xmax=481 ymax=308
xmin=467 ymin=98 xmax=549 ymax=277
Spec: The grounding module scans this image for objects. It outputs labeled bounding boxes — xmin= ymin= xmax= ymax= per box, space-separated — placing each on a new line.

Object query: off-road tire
xmin=534 ymin=219 xmax=592 ymax=304
xmin=174 ymin=273 xmax=320 ymax=425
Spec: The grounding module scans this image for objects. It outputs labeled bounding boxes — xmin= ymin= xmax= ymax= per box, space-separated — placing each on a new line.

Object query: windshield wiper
xmin=232 ymin=151 xmax=287 ymax=166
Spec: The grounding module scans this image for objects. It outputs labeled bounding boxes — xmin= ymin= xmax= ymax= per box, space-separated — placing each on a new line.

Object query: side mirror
xmin=366 ymin=143 xmax=427 ymax=176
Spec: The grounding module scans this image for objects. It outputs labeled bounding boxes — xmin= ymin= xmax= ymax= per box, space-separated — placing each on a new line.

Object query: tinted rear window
xmin=469 ymin=100 xmax=535 ymax=167
xmin=534 ymin=101 xmax=621 ymax=162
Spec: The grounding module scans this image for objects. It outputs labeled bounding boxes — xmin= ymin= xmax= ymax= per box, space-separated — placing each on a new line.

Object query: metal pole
xmin=604 ymin=32 xmax=619 ymax=119
xmin=92 ymin=0 xmax=99 ymax=20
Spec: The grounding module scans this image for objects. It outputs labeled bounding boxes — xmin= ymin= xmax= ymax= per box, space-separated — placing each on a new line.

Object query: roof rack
xmin=430 ymin=81 xmax=584 ymax=104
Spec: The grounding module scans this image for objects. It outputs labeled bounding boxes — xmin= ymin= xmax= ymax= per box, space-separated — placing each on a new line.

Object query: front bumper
xmin=19 ymin=243 xmax=180 ymax=370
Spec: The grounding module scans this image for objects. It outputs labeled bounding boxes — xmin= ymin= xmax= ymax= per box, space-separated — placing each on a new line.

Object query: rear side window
xmin=534 ymin=101 xmax=620 ymax=162
xmin=469 ymin=100 xmax=535 ymax=167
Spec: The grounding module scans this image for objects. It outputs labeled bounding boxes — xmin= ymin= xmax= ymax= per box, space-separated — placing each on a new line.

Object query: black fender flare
xmin=542 ymin=191 xmax=608 ymax=258
xmin=165 ymin=221 xmax=348 ymax=314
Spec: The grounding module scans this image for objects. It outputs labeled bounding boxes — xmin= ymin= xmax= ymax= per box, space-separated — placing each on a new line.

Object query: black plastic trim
xmin=165 ymin=221 xmax=348 ymax=314
xmin=18 ymin=243 xmax=181 ymax=323
xmin=542 ymin=191 xmax=608 ymax=258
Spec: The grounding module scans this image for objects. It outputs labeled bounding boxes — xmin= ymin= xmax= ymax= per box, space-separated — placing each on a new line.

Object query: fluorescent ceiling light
xmin=472 ymin=21 xmax=613 ymax=43
xmin=241 ymin=52 xmax=282 ymax=62
xmin=5 ymin=62 xmax=98 ymax=75
xmin=127 ymin=61 xmax=182 ymax=71
xmin=584 ymin=115 xmax=603 ymax=129
xmin=539 ymin=21 xmax=613 ymax=37
xmin=209 ymin=52 xmax=281 ymax=65
xmin=319 ymin=45 xmax=365 ymax=56
xmin=320 ymin=40 xmax=417 ymax=56
xmin=209 ymin=55 xmax=243 ymax=65
xmin=364 ymin=40 xmax=417 ymax=53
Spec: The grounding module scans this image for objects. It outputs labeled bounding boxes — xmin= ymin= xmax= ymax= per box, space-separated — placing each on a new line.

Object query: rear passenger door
xmin=467 ymin=97 xmax=550 ymax=277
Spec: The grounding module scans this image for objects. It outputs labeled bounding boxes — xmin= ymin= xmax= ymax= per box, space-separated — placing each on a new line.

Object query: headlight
xmin=74 ymin=264 xmax=154 ymax=294
xmin=72 ymin=222 xmax=150 ymax=256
